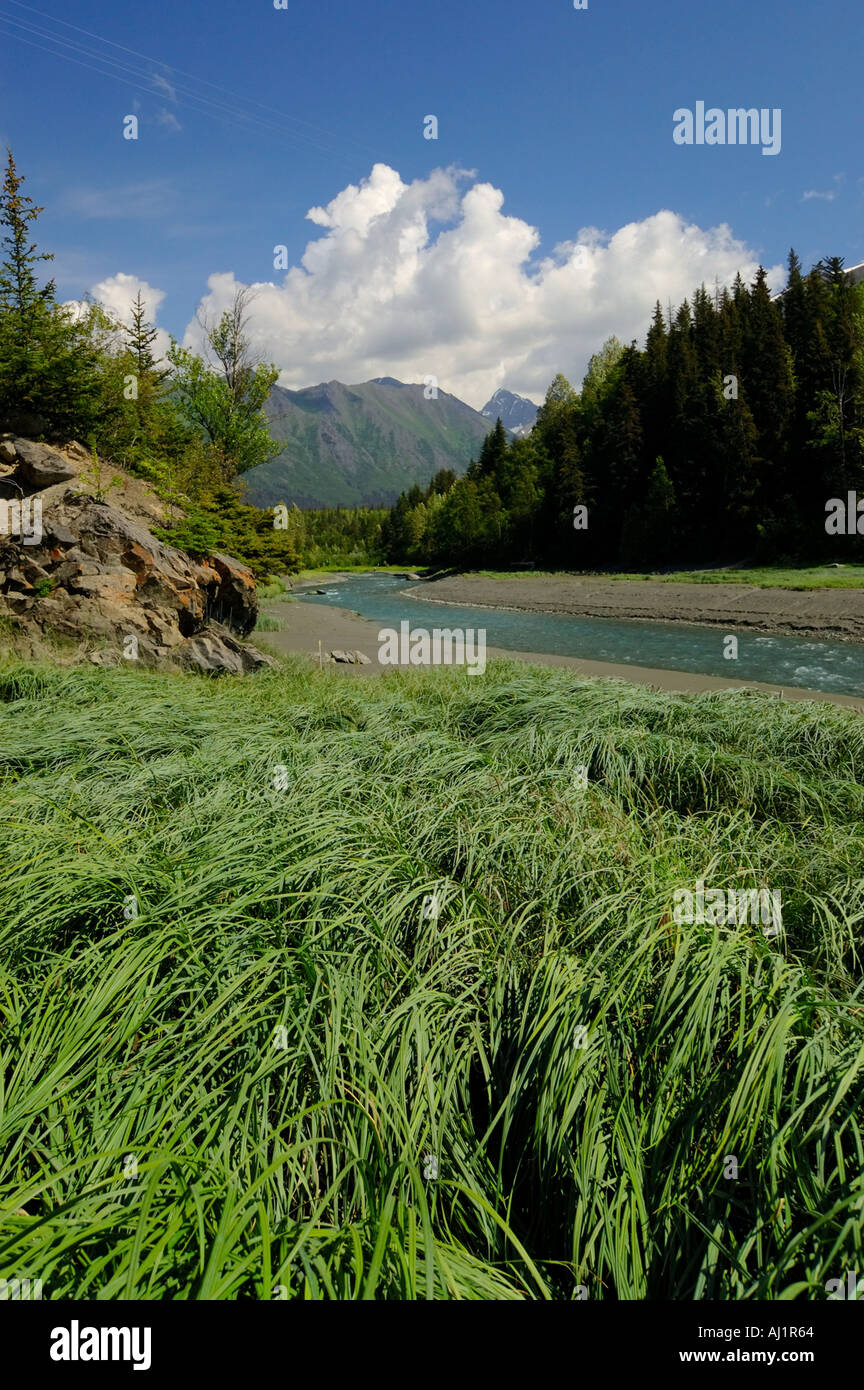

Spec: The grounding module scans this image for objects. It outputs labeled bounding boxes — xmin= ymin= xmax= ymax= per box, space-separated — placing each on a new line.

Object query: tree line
xmin=380 ymin=256 xmax=864 ymax=568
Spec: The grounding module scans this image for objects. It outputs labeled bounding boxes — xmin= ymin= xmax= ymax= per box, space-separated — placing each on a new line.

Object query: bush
xmin=156 ymin=487 xmax=301 ymax=579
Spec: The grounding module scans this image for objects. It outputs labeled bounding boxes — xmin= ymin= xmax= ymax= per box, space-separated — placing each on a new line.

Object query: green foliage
xmin=166 ymin=290 xmax=280 ymax=482
xmin=76 ymin=442 xmax=124 ymax=504
xmin=580 ymin=334 xmax=626 ymax=408
xmin=86 ymin=295 xmax=189 ymax=473
xmin=587 ymin=564 xmax=864 ymax=589
xmin=619 ymin=457 xmax=678 ymax=568
xmin=1 ymin=659 xmax=863 ymax=1298
xmin=0 ymin=154 xmax=308 ymax=583
xmin=155 ymin=486 xmax=301 ymax=580
xmin=278 ymin=503 xmax=388 ymax=569
xmin=167 ymin=340 xmax=279 ymax=480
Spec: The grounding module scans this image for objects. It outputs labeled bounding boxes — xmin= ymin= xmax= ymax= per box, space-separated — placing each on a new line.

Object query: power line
xmin=0 ymin=0 xmax=380 ymax=167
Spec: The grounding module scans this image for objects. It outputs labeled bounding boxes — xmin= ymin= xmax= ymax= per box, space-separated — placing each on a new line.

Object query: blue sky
xmin=1 ymin=0 xmax=861 ymax=407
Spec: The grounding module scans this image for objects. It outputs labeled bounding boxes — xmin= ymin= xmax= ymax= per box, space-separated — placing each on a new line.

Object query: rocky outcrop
xmin=0 ymin=436 xmax=275 ymax=675
xmin=198 ymin=552 xmax=258 ymax=636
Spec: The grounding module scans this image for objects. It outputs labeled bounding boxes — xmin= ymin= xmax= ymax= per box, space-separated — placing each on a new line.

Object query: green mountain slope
xmin=243 ymin=377 xmax=494 ymax=508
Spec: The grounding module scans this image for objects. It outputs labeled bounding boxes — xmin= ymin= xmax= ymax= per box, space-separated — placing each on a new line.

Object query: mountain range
xmin=242 ymin=378 xmax=537 ymax=510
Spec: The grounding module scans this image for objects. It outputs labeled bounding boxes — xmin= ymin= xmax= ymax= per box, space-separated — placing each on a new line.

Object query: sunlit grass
xmin=0 ymin=656 xmax=862 ymax=1299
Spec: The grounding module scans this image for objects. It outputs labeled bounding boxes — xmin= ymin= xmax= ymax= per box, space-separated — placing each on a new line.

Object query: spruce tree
xmin=640 ymin=302 xmax=670 ymax=465
xmin=619 ymin=457 xmax=678 ymax=568
xmin=124 ymin=291 xmax=168 ymax=381
xmin=0 ymin=149 xmax=100 ymax=435
xmin=473 ymin=418 xmax=508 ymax=479
xmin=665 ymin=300 xmax=700 ymax=523
xmin=0 ymin=147 xmax=55 ymax=425
xmin=0 ymin=149 xmax=55 ymax=340
xmin=741 ymin=267 xmax=794 ymax=495
xmin=552 ymin=415 xmax=589 ymax=555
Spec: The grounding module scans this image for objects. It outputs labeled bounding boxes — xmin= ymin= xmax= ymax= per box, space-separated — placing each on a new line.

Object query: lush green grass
xmin=1 ymin=656 xmax=863 ymax=1300
xmin=477 ymin=566 xmax=864 ymax=590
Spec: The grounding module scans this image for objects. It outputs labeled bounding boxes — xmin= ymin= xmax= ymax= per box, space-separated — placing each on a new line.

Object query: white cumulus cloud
xmin=182 ymin=164 xmax=783 ymax=409
xmin=77 ymin=165 xmax=785 ymax=411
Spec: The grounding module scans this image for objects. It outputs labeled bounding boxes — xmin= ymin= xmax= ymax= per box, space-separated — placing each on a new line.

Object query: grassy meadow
xmin=1 ymin=656 xmax=863 ymax=1300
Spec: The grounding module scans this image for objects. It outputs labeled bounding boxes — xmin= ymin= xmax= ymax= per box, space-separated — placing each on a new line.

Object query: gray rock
xmin=3 ymin=593 xmax=35 ymax=614
xmin=352 ymin=650 xmax=372 ymax=664
xmin=45 ymin=521 xmax=78 ymax=548
xmin=6 ymin=568 xmax=36 ymax=591
xmin=70 ymin=571 xmax=137 ymax=601
xmin=12 ymin=439 xmax=79 ymax=490
xmin=177 ymin=623 xmax=278 ymax=676
xmin=199 ymin=552 xmax=257 ymax=636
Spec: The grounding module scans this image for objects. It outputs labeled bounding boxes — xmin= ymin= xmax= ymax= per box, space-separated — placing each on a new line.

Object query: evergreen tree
xmin=381 ymin=492 xmax=413 ymax=560
xmin=596 ymin=366 xmax=644 ymax=554
xmin=124 ymin=291 xmax=168 ymax=382
xmin=0 ymin=149 xmax=100 ymax=434
xmin=741 ymin=267 xmax=794 ymax=488
xmin=619 ymin=457 xmax=678 ymax=568
xmin=551 ymin=415 xmax=589 ymax=557
xmin=640 ymin=302 xmax=670 ymax=466
xmin=0 ymin=148 xmax=54 ymax=339
xmin=157 ymin=484 xmax=301 ymax=579
xmin=471 ymin=418 xmax=508 ymax=479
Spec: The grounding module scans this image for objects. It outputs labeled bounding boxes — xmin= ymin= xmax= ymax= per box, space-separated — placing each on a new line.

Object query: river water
xmin=296 ymin=573 xmax=864 ymax=698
